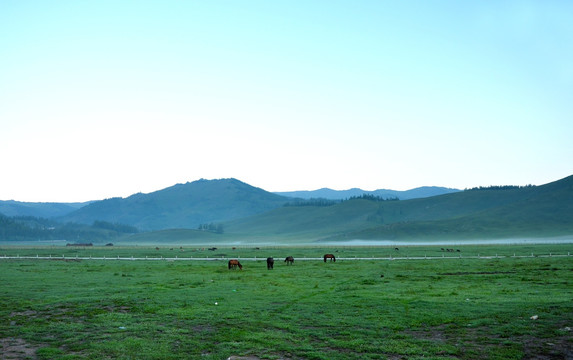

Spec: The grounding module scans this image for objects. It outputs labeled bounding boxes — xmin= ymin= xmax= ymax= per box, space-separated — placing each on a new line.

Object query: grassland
xmin=1 ymin=245 xmax=572 ymax=359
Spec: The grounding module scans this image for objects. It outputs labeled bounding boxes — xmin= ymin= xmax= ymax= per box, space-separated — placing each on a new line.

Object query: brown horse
xmin=266 ymin=257 xmax=274 ymax=270
xmin=284 ymin=256 xmax=294 ymax=265
xmin=228 ymin=259 xmax=243 ymax=270
xmin=323 ymin=254 xmax=336 ymax=262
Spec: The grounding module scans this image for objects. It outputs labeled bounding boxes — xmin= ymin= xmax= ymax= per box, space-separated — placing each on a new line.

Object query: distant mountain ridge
xmin=274 ymin=186 xmax=460 ymax=200
xmin=2 ymin=175 xmax=572 ymax=243
xmin=1 ymin=182 xmax=459 ymax=219
xmin=59 ymin=178 xmax=289 ymax=231
xmin=0 ymin=200 xmax=89 ymax=218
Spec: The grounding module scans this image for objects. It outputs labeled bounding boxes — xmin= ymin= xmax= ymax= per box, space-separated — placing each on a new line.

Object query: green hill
xmin=224 ymin=175 xmax=573 ymax=242
xmin=61 ymin=178 xmax=290 ymax=231
xmin=8 ymin=175 xmax=571 ymax=245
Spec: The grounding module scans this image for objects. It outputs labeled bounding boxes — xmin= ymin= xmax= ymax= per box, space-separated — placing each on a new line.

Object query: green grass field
xmin=1 ymin=245 xmax=572 ymax=359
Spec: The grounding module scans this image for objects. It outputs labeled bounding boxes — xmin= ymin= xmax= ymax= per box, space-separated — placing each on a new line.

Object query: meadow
xmin=1 ymin=244 xmax=572 ymax=359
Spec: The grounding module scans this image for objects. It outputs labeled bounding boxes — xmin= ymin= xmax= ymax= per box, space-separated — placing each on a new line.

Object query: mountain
xmin=1 ymin=183 xmax=458 ymax=219
xmin=5 ymin=175 xmax=572 ymax=243
xmin=274 ymin=186 xmax=460 ymax=200
xmin=225 ymin=175 xmax=573 ymax=241
xmin=0 ymin=200 xmax=89 ymax=218
xmin=60 ymin=178 xmax=290 ymax=231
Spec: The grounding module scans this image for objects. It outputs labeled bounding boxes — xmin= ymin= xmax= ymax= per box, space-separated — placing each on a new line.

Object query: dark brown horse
xmin=266 ymin=257 xmax=274 ymax=270
xmin=228 ymin=259 xmax=242 ymax=270
xmin=323 ymin=254 xmax=336 ymax=262
xmin=284 ymin=256 xmax=294 ymax=265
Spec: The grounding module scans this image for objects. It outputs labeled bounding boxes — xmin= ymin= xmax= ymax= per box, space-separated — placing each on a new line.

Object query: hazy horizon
xmin=3 ymin=174 xmax=569 ymax=204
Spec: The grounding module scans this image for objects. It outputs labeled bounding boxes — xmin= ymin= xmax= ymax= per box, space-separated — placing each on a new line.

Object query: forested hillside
xmin=0 ymin=214 xmax=137 ymax=242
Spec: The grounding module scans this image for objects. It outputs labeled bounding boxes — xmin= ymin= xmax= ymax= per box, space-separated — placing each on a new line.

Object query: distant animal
xmin=323 ymin=254 xmax=336 ymax=262
xmin=267 ymin=257 xmax=274 ymax=270
xmin=155 ymin=247 xmax=160 ymax=250
xmin=208 ymin=247 xmax=217 ymax=251
xmin=394 ymin=247 xmax=399 ymax=251
xmin=284 ymin=256 xmax=294 ymax=265
xmin=228 ymin=259 xmax=242 ymax=270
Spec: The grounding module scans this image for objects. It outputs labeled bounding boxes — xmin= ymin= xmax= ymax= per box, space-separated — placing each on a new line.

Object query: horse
xmin=284 ymin=256 xmax=294 ymax=265
xmin=228 ymin=259 xmax=242 ymax=270
xmin=266 ymin=257 xmax=274 ymax=270
xmin=323 ymin=254 xmax=336 ymax=262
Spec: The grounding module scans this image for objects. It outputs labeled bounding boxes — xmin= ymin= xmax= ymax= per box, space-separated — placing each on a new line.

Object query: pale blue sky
xmin=1 ymin=1 xmax=572 ymax=202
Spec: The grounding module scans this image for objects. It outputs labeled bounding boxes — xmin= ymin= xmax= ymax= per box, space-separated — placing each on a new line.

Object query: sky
xmin=1 ymin=0 xmax=572 ymax=202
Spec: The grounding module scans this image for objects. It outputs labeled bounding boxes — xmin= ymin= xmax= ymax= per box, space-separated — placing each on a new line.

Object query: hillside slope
xmin=61 ymin=178 xmax=290 ymax=231
xmin=327 ymin=175 xmax=573 ymax=241
xmin=226 ymin=175 xmax=573 ymax=241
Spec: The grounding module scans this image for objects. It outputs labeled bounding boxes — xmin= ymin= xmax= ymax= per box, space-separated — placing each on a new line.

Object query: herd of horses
xmin=228 ymin=254 xmax=336 ymax=270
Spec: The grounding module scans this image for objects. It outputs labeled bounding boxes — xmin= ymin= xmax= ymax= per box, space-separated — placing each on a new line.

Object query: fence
xmin=0 ymin=252 xmax=571 ymax=262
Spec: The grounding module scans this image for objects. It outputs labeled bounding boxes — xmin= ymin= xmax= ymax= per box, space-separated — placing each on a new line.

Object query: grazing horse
xmin=267 ymin=257 xmax=274 ymax=270
xmin=284 ymin=256 xmax=294 ymax=265
xmin=228 ymin=259 xmax=242 ymax=270
xmin=323 ymin=254 xmax=336 ymax=262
